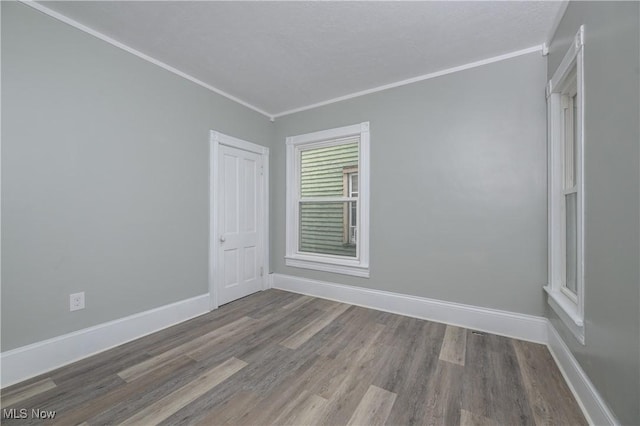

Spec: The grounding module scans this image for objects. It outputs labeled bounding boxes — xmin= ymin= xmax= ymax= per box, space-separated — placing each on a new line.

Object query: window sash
xmin=348 ymin=173 xmax=358 ymax=243
xmin=560 ymin=73 xmax=579 ymax=300
xmin=285 ymin=122 xmax=370 ymax=278
xmin=299 ymin=196 xmax=357 ymax=203
xmin=545 ymin=25 xmax=585 ymax=344
xmin=349 ymin=172 xmax=358 ymax=197
xmin=295 ymin=141 xmax=360 ymax=260
xmin=298 ymin=200 xmax=358 ymax=258
xmin=561 ymin=190 xmax=578 ymax=302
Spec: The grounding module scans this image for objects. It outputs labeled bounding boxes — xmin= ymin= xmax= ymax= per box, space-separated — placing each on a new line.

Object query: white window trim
xmin=544 ymin=26 xmax=585 ymax=344
xmin=341 ymin=170 xmax=358 ymax=245
xmin=285 ymin=122 xmax=370 ymax=278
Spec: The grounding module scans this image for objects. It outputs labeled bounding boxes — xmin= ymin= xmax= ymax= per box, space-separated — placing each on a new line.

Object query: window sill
xmin=285 ymin=256 xmax=369 ymax=278
xmin=544 ymin=286 xmax=585 ymax=344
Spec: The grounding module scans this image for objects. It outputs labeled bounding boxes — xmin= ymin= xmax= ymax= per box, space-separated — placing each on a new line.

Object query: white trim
xmin=264 ymin=149 xmax=270 ymax=285
xmin=211 ymin=131 xmax=269 ymax=156
xmin=285 ymin=123 xmax=370 ymax=278
xmin=541 ymin=42 xmax=549 ymax=56
xmin=547 ymin=322 xmax=619 ymax=426
xmin=0 ymin=294 xmax=209 ymax=388
xmin=272 ymin=273 xmax=618 ymax=424
xmin=209 ymin=131 xmax=270 ymax=310
xmin=18 ymin=0 xmax=548 ymax=121
xmin=0 ymin=274 xmax=617 ymax=425
xmin=266 ymin=273 xmax=274 ymax=289
xmin=544 ymin=286 xmax=585 ymax=344
xmin=286 ymin=123 xmax=364 ymax=145
xmin=209 ymin=134 xmax=220 ymax=310
xmin=549 ymin=26 xmax=584 ymax=94
xmin=18 ymin=1 xmax=273 ymax=120
xmin=546 ymin=26 xmax=585 ymax=344
xmin=271 ymin=274 xmax=547 ymax=344
xmin=284 ymin=257 xmax=369 ymax=278
xmin=272 ymin=45 xmax=543 ymax=118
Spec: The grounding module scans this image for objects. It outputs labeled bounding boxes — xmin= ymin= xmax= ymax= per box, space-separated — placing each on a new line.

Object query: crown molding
xmin=20 ymin=1 xmax=549 ymax=123
xmin=272 ymin=44 xmax=544 ymax=118
xmin=18 ymin=1 xmax=274 ymax=120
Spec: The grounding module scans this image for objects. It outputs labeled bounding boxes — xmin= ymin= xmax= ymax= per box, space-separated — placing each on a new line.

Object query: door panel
xmin=223 ymin=154 xmax=239 ymax=235
xmin=218 ymin=145 xmax=263 ymax=305
xmin=244 ymin=158 xmax=257 ymax=233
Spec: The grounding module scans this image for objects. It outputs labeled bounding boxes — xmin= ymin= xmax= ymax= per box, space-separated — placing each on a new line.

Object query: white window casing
xmin=285 ymin=122 xmax=370 ymax=278
xmin=545 ymin=26 xmax=585 ymax=344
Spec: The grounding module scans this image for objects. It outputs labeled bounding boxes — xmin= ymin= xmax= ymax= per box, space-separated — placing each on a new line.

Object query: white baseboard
xmin=546 ymin=322 xmax=619 ymax=426
xmin=266 ymin=272 xmax=274 ymax=289
xmin=273 ymin=273 xmax=619 ymax=425
xmin=1 ymin=277 xmax=619 ymax=425
xmin=272 ymin=273 xmax=548 ymax=344
xmin=1 ymin=294 xmax=209 ymax=388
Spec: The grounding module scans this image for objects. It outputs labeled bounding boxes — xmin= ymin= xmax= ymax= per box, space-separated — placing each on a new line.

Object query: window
xmin=286 ymin=122 xmax=370 ymax=277
xmin=545 ymin=26 xmax=585 ymax=343
xmin=343 ymin=168 xmax=358 ymax=245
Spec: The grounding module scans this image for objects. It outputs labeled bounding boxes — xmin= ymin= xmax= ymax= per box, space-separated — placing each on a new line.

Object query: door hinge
xmin=260 ymin=266 xmax=264 ymax=277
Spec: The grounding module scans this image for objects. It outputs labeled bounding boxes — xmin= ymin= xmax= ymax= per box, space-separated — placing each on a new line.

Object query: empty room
xmin=1 ymin=1 xmax=639 ymax=425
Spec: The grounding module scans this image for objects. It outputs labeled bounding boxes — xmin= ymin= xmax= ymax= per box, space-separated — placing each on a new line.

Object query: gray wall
xmin=272 ymin=51 xmax=548 ymax=316
xmin=1 ymin=2 xmax=273 ymax=351
xmin=546 ymin=2 xmax=640 ymax=424
xmin=8 ymin=5 xmax=637 ymax=422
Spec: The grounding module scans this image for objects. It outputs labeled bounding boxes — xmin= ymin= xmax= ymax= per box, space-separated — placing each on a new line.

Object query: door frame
xmin=209 ymin=130 xmax=270 ymax=311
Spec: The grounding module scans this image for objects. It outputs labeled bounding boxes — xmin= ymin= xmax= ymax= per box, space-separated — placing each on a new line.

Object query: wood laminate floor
xmin=1 ymin=289 xmax=587 ymax=425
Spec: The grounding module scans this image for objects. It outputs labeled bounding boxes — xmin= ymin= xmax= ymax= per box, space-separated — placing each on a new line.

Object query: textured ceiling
xmin=38 ymin=1 xmax=562 ymax=117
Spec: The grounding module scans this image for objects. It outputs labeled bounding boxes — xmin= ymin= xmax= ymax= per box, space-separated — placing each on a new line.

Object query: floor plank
xmin=118 ymin=357 xmax=247 ymax=425
xmin=346 ymin=385 xmax=396 ymax=426
xmin=513 ymin=339 xmax=587 ymax=425
xmin=1 ymin=378 xmax=57 ymax=407
xmin=462 ymin=333 xmax=538 ymax=425
xmin=439 ymin=325 xmax=467 ymax=366
xmin=422 ymin=361 xmax=464 ymax=425
xmin=1 ymin=290 xmax=587 ymax=426
xmin=52 ymin=356 xmax=195 ymax=426
xmin=280 ymin=302 xmax=350 ymax=349
xmin=460 ymin=408 xmax=498 ymax=426
xmin=194 ymin=390 xmax=260 ymax=426
xmin=272 ymin=391 xmax=328 ymax=426
xmin=382 ymin=319 xmax=447 ymax=425
xmin=118 ymin=316 xmax=255 ymax=382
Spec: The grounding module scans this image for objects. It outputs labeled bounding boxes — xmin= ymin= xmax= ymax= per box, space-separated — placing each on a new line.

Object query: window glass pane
xmin=564 ymin=102 xmax=574 ymax=188
xmin=565 ymin=192 xmax=578 ymax=294
xmin=350 ymin=173 xmax=358 ymax=196
xmin=299 ymin=201 xmax=357 ymax=257
xmin=348 ymin=200 xmax=357 ymax=244
xmin=300 ymin=142 xmax=358 ymax=198
xmin=572 ymin=94 xmax=578 ymax=186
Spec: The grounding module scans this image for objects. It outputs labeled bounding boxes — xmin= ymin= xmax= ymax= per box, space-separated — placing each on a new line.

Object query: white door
xmin=217 ymin=144 xmax=264 ymax=305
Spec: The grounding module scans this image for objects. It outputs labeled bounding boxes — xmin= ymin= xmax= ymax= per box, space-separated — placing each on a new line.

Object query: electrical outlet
xmin=70 ymin=292 xmax=85 ymax=311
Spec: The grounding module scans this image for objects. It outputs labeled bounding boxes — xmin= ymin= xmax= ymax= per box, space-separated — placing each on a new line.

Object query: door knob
xmin=220 ymin=236 xmax=226 ymax=243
